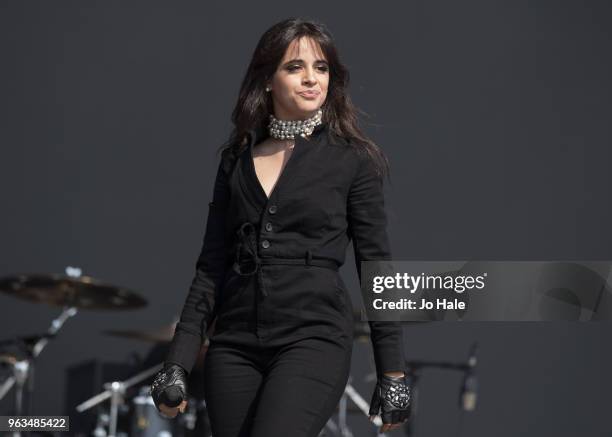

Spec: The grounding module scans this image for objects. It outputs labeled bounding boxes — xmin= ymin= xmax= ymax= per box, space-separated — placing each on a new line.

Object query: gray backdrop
xmin=1 ymin=1 xmax=611 ymax=436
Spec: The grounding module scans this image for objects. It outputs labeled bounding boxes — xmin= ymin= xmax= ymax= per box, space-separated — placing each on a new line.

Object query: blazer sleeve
xmin=164 ymin=154 xmax=231 ymax=374
xmin=347 ymin=151 xmax=405 ymax=376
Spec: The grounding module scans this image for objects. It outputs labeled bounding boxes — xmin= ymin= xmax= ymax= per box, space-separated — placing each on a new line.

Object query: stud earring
xmin=265 ymin=86 xmax=271 ymax=92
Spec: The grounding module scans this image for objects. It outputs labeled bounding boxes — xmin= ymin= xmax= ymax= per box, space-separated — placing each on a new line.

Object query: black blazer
xmin=165 ymin=122 xmax=404 ymax=376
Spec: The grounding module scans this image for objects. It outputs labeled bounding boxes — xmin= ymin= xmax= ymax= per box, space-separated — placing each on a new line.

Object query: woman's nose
xmin=302 ymin=67 xmax=317 ymax=84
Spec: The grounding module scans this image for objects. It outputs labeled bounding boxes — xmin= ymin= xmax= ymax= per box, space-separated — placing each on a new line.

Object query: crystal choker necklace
xmin=268 ymin=109 xmax=323 ymax=140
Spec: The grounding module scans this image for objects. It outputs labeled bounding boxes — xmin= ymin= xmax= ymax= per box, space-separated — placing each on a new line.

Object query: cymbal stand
xmin=75 ymin=362 xmax=163 ymax=437
xmin=0 ymin=267 xmax=84 ymax=437
xmin=0 ymin=306 xmax=78 ymax=434
xmin=0 ymin=306 xmax=78 ymax=436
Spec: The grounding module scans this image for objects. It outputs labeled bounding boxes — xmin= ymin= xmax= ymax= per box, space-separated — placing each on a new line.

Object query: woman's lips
xmin=298 ymin=91 xmax=320 ymax=99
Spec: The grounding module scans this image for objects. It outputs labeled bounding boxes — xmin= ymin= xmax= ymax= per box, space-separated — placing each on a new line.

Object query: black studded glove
xmin=369 ymin=374 xmax=412 ymax=425
xmin=150 ymin=363 xmax=188 ymax=412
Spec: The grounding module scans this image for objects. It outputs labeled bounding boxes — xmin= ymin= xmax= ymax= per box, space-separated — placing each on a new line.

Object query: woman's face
xmin=267 ymin=36 xmax=329 ymax=121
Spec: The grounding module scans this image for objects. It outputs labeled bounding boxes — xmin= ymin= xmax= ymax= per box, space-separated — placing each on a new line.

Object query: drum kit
xmin=0 ymin=267 xmax=212 ymax=437
xmin=0 ymin=267 xmax=479 ymax=437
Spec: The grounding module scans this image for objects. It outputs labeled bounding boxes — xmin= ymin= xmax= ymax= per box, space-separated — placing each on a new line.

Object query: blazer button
xmin=268 ymin=205 xmax=277 ymax=214
xmin=261 ymin=240 xmax=270 ymax=249
xmin=265 ymin=222 xmax=273 ymax=232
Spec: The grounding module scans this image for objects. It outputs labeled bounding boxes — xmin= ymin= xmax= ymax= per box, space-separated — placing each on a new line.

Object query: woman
xmin=150 ymin=18 xmax=411 ymax=436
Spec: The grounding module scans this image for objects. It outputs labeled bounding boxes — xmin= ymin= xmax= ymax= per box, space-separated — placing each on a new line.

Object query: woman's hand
xmin=150 ymin=363 xmax=189 ymax=419
xmin=368 ymin=372 xmax=412 ymax=433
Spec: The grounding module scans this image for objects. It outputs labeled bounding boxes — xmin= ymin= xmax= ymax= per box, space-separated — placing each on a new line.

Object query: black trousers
xmin=203 ymin=333 xmax=353 ymax=437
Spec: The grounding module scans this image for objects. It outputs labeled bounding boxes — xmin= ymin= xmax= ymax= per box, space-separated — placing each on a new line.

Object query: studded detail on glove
xmin=369 ymin=374 xmax=412 ymax=424
xmin=150 ymin=363 xmax=188 ymax=411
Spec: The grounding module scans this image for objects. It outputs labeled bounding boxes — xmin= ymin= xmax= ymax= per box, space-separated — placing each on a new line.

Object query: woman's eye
xmin=286 ymin=65 xmax=328 ymax=73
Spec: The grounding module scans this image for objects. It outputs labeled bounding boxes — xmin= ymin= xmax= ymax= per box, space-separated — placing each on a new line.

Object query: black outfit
xmin=165 ymin=122 xmax=404 ymax=436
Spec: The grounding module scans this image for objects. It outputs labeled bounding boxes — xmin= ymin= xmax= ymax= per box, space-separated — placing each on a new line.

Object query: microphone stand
xmin=403 ymin=341 xmax=479 ymax=437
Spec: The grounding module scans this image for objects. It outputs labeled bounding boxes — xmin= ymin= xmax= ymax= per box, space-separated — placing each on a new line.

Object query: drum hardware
xmin=75 ymin=362 xmax=163 ymax=437
xmin=0 ymin=267 xmax=147 ymax=436
xmin=0 ymin=310 xmax=76 ymax=437
xmin=0 ymin=298 xmax=78 ymax=424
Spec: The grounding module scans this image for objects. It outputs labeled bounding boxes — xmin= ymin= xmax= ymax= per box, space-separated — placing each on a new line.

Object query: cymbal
xmin=103 ymin=323 xmax=177 ymax=343
xmin=0 ymin=274 xmax=147 ymax=310
xmin=103 ymin=323 xmax=210 ymax=346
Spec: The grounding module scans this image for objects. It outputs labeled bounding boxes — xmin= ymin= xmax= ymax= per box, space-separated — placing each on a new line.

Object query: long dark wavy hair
xmin=219 ymin=17 xmax=390 ymax=180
